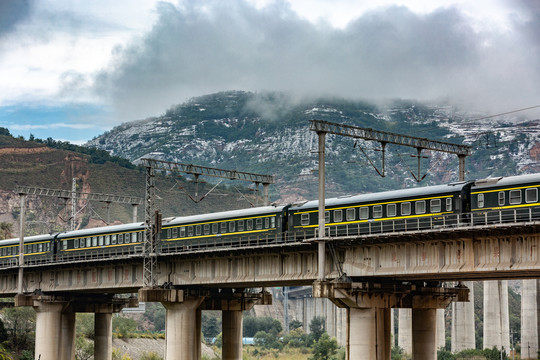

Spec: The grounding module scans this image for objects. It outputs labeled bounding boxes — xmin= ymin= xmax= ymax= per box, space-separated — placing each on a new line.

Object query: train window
xmin=46 ymin=243 xmax=50 ymax=251
xmin=387 ymin=204 xmax=396 ymax=217
xmin=188 ymin=227 xmax=194 ymax=236
xmin=38 ymin=243 xmax=42 ymax=252
xmin=221 ymin=222 xmax=227 ymax=233
xmin=229 ymin=222 xmax=236 ymax=232
xmin=430 ymin=199 xmax=441 ymax=213
xmin=196 ymin=225 xmax=202 ymax=236
xmin=204 ymin=224 xmax=210 ymax=235
xmin=131 ymin=233 xmax=136 ymax=243
xmin=172 ymin=228 xmax=178 ymax=238
xmin=105 ymin=236 xmax=110 ymax=246
xmin=373 ymin=205 xmax=383 ymax=218
xmin=477 ymin=194 xmax=485 ymax=208
xmin=301 ymin=214 xmax=309 ymax=226
xmin=509 ymin=190 xmax=522 ymax=205
xmin=256 ymin=218 xmax=263 ymax=230
xmin=446 ymin=198 xmax=453 ymax=211
xmin=271 ymin=217 xmax=275 ymax=228
xmin=212 ymin=223 xmax=218 ymax=234
xmin=526 ymin=188 xmax=538 ymax=203
xmin=99 ymin=236 xmax=104 ymax=246
xmin=401 ymin=202 xmax=411 ymax=215
xmin=237 ymin=221 xmax=244 ymax=232
xmin=74 ymin=239 xmax=79 ymax=249
xmin=265 ymin=217 xmax=269 ymax=228
xmin=119 ymin=234 xmax=124 ymax=244
xmin=167 ymin=229 xmax=171 ymax=238
xmin=334 ymin=210 xmax=343 ymax=223
xmin=498 ymin=192 xmax=505 ymax=206
xmin=110 ymin=236 xmax=115 ymax=246
xmin=416 ymin=201 xmax=426 ymax=214
xmin=325 ymin=211 xmax=330 ymax=223
xmin=360 ymin=207 xmax=369 ymax=220
xmin=247 ymin=219 xmax=253 ymax=230
xmin=346 ymin=208 xmax=355 ymax=221
xmin=180 ymin=227 xmax=186 ymax=237
xmin=63 ymin=241 xmax=67 ymax=250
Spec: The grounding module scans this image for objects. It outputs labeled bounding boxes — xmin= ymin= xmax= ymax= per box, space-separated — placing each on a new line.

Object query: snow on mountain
xmin=86 ymin=91 xmax=540 ymax=201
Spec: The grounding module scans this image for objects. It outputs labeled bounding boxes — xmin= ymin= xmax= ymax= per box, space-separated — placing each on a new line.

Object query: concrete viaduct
xmin=2 ymin=220 xmax=540 ymax=360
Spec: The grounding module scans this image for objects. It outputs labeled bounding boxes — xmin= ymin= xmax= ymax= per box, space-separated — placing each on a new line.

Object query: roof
xmin=164 ymin=205 xmax=286 ymax=227
xmin=290 ymin=182 xmax=469 ymax=210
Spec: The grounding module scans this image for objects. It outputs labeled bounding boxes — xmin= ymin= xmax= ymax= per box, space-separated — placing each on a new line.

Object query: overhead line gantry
xmin=138 ymin=158 xmax=275 ymax=289
xmin=309 ymin=120 xmax=473 ymax=283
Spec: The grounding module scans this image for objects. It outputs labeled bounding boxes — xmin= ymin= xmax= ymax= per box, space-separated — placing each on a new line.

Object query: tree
xmin=309 ymin=316 xmax=326 ymax=343
xmin=243 ymin=316 xmax=282 ymax=337
xmin=76 ymin=313 xmax=95 ymax=339
xmin=2 ymin=307 xmax=35 ymax=356
xmin=112 ymin=316 xmax=137 ymax=338
xmin=282 ymin=328 xmax=309 ymax=348
xmin=202 ymin=313 xmax=220 ymax=339
xmin=289 ymin=319 xmax=303 ymax=331
xmin=254 ymin=330 xmax=282 ymax=350
xmin=310 ymin=333 xmax=338 ymax=360
xmin=75 ymin=336 xmax=93 ymax=360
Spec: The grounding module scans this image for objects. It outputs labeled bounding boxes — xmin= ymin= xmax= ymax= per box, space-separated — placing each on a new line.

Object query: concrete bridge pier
xmin=412 ymin=308 xmax=437 ymax=360
xmin=483 ymin=280 xmax=510 ymax=352
xmin=140 ymin=289 xmax=204 ymax=360
xmin=348 ymin=307 xmax=391 ymax=359
xmin=95 ymin=312 xmax=113 ymax=360
xmin=60 ymin=309 xmax=76 ymax=360
xmin=314 ymin=280 xmax=468 ymax=360
xmin=521 ymin=279 xmax=540 ymax=360
xmin=452 ymin=282 xmax=476 ymax=352
xmin=162 ymin=298 xmax=204 ymax=360
xmin=199 ymin=289 xmax=272 ymax=360
xmin=33 ymin=298 xmax=66 ymax=360
xmin=398 ymin=309 xmax=412 ymax=354
xmin=140 ymin=287 xmax=272 ymax=360
xmin=15 ymin=293 xmax=136 ymax=360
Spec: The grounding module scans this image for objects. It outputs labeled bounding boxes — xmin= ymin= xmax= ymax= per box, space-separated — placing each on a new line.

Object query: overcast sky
xmin=0 ymin=0 xmax=539 ymax=143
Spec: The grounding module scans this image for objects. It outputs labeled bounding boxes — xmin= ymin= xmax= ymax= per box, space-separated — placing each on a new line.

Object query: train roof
xmin=473 ymin=173 xmax=540 ymax=190
xmin=289 ymin=182 xmax=469 ymax=211
xmin=164 ymin=205 xmax=286 ymax=227
xmin=0 ymin=233 xmax=55 ymax=246
xmin=56 ymin=222 xmax=145 ymax=239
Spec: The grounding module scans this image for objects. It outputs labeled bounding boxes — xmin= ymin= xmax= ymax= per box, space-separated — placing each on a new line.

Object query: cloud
xmin=9 ymin=123 xmax=97 ymax=131
xmin=0 ymin=0 xmax=33 ymax=37
xmin=89 ymin=0 xmax=540 ymax=122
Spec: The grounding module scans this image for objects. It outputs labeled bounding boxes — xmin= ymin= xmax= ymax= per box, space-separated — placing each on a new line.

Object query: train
xmin=1 ymin=173 xmax=540 ymax=268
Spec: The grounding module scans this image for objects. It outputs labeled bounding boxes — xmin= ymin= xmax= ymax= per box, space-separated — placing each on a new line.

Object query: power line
xmin=466 ymin=104 xmax=540 ymax=123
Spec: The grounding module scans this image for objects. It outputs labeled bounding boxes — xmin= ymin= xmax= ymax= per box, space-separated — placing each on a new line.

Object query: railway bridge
xmin=2 ymin=211 xmax=540 ymax=360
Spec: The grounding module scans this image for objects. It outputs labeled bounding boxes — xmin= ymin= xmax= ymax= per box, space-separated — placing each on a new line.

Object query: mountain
xmin=0 ymin=133 xmax=260 ymax=237
xmin=87 ymin=91 xmax=540 ymax=201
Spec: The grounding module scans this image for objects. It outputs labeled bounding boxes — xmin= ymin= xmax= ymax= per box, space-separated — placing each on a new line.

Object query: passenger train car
xmin=471 ymin=173 xmax=540 ymax=224
xmin=288 ymin=181 xmax=473 ymax=239
xmin=1 ymin=173 xmax=540 ymax=268
xmin=158 ymin=205 xmax=289 ymax=252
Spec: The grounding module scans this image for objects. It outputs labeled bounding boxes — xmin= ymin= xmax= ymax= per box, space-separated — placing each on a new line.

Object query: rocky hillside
xmin=87 ymin=91 xmax=540 ymax=201
xmin=0 ymin=133 xmax=260 ymax=237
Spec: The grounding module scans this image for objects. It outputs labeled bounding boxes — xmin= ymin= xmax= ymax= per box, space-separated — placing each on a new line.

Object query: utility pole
xmin=17 ymin=193 xmax=26 ymax=295
xmin=71 ymin=178 xmax=77 ymax=230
